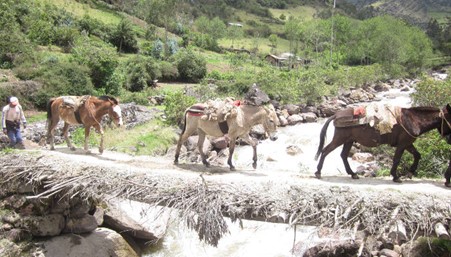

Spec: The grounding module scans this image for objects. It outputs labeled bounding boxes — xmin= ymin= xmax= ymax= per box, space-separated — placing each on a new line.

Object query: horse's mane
xmin=98 ymin=95 xmax=119 ymax=105
xmin=408 ymin=106 xmax=439 ymax=112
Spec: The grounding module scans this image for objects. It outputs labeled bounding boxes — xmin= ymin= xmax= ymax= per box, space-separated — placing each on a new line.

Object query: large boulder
xmin=103 ymin=200 xmax=168 ymax=242
xmin=40 ymin=227 xmax=138 ymax=257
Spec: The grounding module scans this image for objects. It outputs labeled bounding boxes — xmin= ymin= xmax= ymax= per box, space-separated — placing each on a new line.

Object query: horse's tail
xmin=314 ymin=114 xmax=336 ymax=161
xmin=180 ymin=109 xmax=188 ymax=135
xmin=46 ymin=98 xmax=55 ymax=121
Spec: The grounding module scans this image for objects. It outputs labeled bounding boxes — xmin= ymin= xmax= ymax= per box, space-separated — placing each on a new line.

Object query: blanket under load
xmin=61 ymin=95 xmax=90 ymax=109
xmin=188 ymin=98 xmax=241 ymax=122
xmin=334 ymin=103 xmax=401 ymax=134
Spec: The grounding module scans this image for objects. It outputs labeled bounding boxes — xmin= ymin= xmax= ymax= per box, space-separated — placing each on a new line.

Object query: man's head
xmin=9 ymin=97 xmax=18 ymax=106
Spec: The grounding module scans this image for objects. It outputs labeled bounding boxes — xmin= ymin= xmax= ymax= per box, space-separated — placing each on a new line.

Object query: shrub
xmin=159 ymin=61 xmax=178 ymax=81
xmin=411 ymin=76 xmax=451 ymax=107
xmin=36 ymin=62 xmax=94 ymax=108
xmin=124 ymin=56 xmax=161 ymax=92
xmin=163 ymin=91 xmax=196 ymax=126
xmin=174 ymin=49 xmax=207 ymax=83
xmin=71 ymin=35 xmax=119 ymax=89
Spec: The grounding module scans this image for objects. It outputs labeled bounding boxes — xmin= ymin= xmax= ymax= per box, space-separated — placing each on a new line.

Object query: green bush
xmin=33 ymin=60 xmax=95 ymax=109
xmin=159 ymin=61 xmax=178 ymax=81
xmin=71 ymin=35 xmax=119 ymax=89
xmin=174 ymin=49 xmax=207 ymax=83
xmin=412 ymin=76 xmax=451 ymax=107
xmin=125 ymin=56 xmax=161 ymax=92
xmin=163 ymin=91 xmax=196 ymax=126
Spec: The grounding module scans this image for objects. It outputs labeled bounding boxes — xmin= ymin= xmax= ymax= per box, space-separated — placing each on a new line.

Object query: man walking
xmin=2 ymin=96 xmax=27 ymax=148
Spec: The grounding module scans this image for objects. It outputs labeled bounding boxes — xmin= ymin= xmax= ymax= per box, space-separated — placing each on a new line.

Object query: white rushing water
xmin=133 ymin=87 xmax=413 ymax=257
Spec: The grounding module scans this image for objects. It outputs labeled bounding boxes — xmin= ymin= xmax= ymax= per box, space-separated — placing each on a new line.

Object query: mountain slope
xmin=341 ymin=0 xmax=451 ymax=25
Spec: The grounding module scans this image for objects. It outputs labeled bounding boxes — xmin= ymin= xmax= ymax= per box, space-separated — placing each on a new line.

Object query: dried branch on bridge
xmin=1 ymin=153 xmax=450 ymax=247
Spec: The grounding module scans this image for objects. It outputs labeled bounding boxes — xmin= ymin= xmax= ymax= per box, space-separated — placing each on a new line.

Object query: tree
xmin=269 ymin=34 xmax=278 ymax=51
xmin=227 ymin=24 xmax=243 ymax=49
xmin=110 ymin=19 xmax=138 ymax=53
xmin=284 ymin=17 xmax=302 ymax=57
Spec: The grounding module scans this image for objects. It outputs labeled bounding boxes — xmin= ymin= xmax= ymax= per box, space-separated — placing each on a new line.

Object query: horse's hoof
xmin=174 ymin=160 xmax=179 ymax=165
xmin=50 ymin=147 xmax=55 ymax=151
xmin=85 ymin=150 xmax=91 ymax=154
xmin=314 ymin=172 xmax=321 ymax=179
xmin=351 ymin=174 xmax=359 ymax=179
xmin=230 ymin=167 xmax=236 ymax=171
xmin=406 ymin=172 xmax=414 ymax=179
xmin=204 ymin=163 xmax=210 ymax=168
xmin=70 ymin=147 xmax=76 ymax=151
xmin=252 ymin=163 xmax=257 ymax=169
xmin=445 ymin=182 xmax=451 ymax=188
xmin=393 ymin=178 xmax=402 ymax=183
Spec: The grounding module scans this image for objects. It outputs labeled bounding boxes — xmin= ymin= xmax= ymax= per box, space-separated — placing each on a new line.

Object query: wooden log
xmin=434 ymin=222 xmax=450 ymax=239
xmin=387 ymin=220 xmax=407 ymax=245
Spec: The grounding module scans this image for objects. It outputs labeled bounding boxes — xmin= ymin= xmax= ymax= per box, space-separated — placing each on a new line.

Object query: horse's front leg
xmin=84 ymin=126 xmax=92 ymax=154
xmin=228 ymin=138 xmax=237 ymax=171
xmin=444 ymin=160 xmax=451 ymax=187
xmin=197 ymin=131 xmax=209 ymax=167
xmin=91 ymin=124 xmax=104 ymax=154
xmin=63 ymin=122 xmax=76 ymax=151
xmin=241 ymin=134 xmax=258 ymax=169
xmin=391 ymin=147 xmax=405 ymax=183
xmin=341 ymin=141 xmax=359 ymax=179
xmin=405 ymin=145 xmax=421 ymax=179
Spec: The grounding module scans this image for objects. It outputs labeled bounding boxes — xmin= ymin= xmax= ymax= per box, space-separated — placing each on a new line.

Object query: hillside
xmin=341 ymin=0 xmax=451 ymax=25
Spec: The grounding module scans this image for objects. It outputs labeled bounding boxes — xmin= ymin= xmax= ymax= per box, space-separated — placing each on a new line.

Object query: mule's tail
xmin=314 ymin=114 xmax=336 ymax=161
xmin=46 ymin=98 xmax=56 ymax=133
xmin=179 ymin=110 xmax=188 ymax=135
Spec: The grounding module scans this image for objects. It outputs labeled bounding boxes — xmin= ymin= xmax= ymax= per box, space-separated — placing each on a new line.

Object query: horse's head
xmin=439 ymin=104 xmax=451 ymax=139
xmin=262 ymin=104 xmax=279 ymax=141
xmin=102 ymin=96 xmax=123 ymax=127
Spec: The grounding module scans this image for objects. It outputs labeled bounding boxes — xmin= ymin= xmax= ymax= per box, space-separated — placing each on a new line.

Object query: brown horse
xmin=46 ymin=95 xmax=123 ymax=154
xmin=174 ymin=103 xmax=279 ymax=170
xmin=315 ymin=104 xmax=451 ymax=183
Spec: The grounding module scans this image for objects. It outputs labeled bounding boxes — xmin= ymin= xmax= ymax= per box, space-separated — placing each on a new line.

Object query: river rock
xmin=300 ymin=112 xmax=318 ymax=123
xmin=23 ymin=214 xmax=65 ymax=236
xmin=287 ymin=114 xmax=303 ymax=125
xmin=211 ymin=136 xmax=229 ymax=150
xmin=284 ymin=104 xmax=300 ymax=115
xmin=63 ymin=214 xmax=98 ymax=234
xmin=41 ymin=227 xmax=138 ymax=257
xmin=104 ymin=202 xmax=161 ymax=241
xmin=352 ymin=152 xmax=375 ymax=163
xmin=380 ymin=248 xmax=399 ymax=257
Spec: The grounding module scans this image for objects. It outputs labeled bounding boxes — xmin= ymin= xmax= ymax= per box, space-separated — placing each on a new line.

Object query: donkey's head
xmin=100 ymin=96 xmax=123 ymax=127
xmin=262 ymin=104 xmax=279 ymax=141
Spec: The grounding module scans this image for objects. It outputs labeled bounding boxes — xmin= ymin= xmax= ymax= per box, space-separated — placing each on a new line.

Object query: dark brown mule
xmin=445 ymin=134 xmax=451 ymax=187
xmin=46 ymin=95 xmax=123 ymax=154
xmin=315 ymin=104 xmax=451 ymax=183
xmin=174 ymin=103 xmax=279 ymax=170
